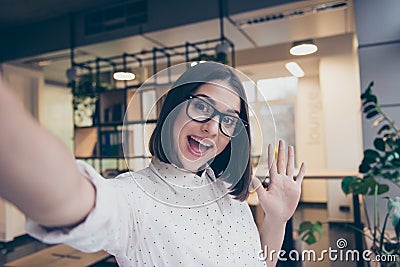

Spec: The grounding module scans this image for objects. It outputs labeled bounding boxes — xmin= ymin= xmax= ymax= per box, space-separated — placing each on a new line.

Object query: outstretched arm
xmin=254 ymin=140 xmax=306 ymax=267
xmin=0 ymin=79 xmax=95 ymax=227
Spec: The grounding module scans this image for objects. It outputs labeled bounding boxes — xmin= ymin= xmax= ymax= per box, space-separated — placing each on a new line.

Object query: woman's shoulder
xmin=109 ymin=167 xmax=156 ymax=197
xmin=114 ymin=166 xmax=151 ymax=182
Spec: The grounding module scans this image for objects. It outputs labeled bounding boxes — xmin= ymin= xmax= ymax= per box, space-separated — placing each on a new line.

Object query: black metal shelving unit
xmin=70 ymin=37 xmax=235 ymax=175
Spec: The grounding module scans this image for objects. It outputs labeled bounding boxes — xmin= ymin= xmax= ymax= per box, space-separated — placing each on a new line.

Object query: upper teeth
xmin=191 ymin=136 xmax=212 ymax=147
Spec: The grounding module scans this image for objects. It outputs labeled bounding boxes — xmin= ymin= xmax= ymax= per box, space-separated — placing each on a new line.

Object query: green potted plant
xmin=69 ymin=72 xmax=115 ymax=127
xmin=69 ymin=73 xmax=98 ymax=127
xmin=298 ymin=82 xmax=400 ymax=266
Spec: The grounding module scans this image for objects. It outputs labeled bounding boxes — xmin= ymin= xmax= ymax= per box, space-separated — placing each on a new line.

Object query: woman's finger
xmin=277 ymin=140 xmax=285 ymax=174
xmin=295 ymin=162 xmax=306 ymax=184
xmin=286 ymin=145 xmax=294 ymax=177
xmin=268 ymin=143 xmax=277 ymax=176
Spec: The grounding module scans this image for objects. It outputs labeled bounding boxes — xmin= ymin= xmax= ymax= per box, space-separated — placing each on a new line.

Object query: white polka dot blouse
xmin=26 ymin=159 xmax=266 ymax=266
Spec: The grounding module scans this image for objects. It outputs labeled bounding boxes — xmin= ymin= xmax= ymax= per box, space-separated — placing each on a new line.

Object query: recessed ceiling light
xmin=290 ymin=39 xmax=318 ymax=56
xmin=113 ymin=71 xmax=135 ymax=81
xmin=285 ymin=62 xmax=304 ymax=77
xmin=37 ymin=60 xmax=52 ymax=67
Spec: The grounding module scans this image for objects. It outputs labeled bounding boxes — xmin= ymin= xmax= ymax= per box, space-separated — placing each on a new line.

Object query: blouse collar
xmin=131 ymin=157 xmax=228 ymax=208
xmin=149 ymin=158 xmax=216 ymax=187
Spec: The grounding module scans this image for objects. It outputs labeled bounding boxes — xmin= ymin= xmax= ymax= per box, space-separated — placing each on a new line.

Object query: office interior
xmin=0 ymin=0 xmax=399 ymax=266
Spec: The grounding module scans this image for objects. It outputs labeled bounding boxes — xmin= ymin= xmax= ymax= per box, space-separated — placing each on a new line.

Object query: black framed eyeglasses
xmin=186 ymin=95 xmax=248 ymax=137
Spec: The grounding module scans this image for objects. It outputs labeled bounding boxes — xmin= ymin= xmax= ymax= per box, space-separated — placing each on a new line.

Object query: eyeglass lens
xmin=187 ymin=97 xmax=244 ymax=137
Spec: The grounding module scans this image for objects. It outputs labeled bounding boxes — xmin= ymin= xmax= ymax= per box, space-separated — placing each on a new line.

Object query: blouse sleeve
xmin=25 ymin=160 xmax=137 ymax=255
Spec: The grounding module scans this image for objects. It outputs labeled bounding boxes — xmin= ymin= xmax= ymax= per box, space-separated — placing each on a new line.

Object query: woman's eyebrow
xmin=194 ymin=93 xmax=214 ymax=103
xmin=194 ymin=93 xmax=240 ymax=115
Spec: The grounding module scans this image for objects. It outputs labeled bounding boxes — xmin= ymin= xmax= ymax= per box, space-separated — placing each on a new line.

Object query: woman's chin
xmin=179 ymin=153 xmax=212 ymax=172
xmin=180 ymin=159 xmax=206 ymax=172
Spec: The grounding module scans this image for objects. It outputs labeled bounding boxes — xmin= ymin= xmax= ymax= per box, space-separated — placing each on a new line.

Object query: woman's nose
xmin=201 ymin=116 xmax=220 ymax=135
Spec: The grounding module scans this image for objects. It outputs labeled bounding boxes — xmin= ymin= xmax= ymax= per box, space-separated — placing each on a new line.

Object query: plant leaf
xmin=360 ymin=150 xmax=380 ymax=172
xmin=298 ymin=221 xmax=322 ymax=245
xmin=361 ymin=157 xmax=375 ymax=166
xmin=303 ymin=233 xmax=316 ymax=245
xmin=365 ymin=81 xmax=374 ymax=96
xmin=361 ymin=82 xmax=374 ymax=100
xmin=387 ymin=197 xmax=400 ymax=239
xmin=299 ymin=221 xmax=313 ymax=232
xmin=377 ymin=184 xmax=390 ymax=195
xmin=363 ymin=104 xmax=376 ymax=113
xmin=374 ymin=138 xmax=386 ymax=151
xmin=342 ymin=176 xmax=357 ymax=194
xmin=314 ymin=221 xmax=323 ymax=237
xmin=366 ymin=109 xmax=379 ymax=118
xmin=363 ymin=93 xmax=378 ymax=105
xmin=349 ymin=178 xmax=366 ymax=194
xmin=365 ymin=149 xmax=381 ymax=159
xmin=384 ymin=152 xmax=400 ymax=167
xmin=378 ymin=124 xmax=391 ymax=134
xmin=388 ymin=197 xmax=400 ymax=225
xmin=365 ymin=177 xmax=389 ymax=195
xmin=347 ymin=177 xmax=389 ymax=195
xmin=359 ymin=162 xmax=371 ymax=173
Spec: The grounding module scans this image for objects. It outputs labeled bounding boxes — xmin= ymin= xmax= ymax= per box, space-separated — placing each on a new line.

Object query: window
xmin=244 ymin=76 xmax=298 ymax=171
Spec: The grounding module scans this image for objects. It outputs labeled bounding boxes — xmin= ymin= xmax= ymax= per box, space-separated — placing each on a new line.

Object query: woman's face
xmin=172 ymin=80 xmax=241 ymax=172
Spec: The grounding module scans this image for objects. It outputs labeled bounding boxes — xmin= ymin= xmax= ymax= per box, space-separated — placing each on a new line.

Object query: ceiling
xmin=5 ymin=0 xmax=356 ymax=84
xmin=0 ymin=0 xmax=124 ymax=30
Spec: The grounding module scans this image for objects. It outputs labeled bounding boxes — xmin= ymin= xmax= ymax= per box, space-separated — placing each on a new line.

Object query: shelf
xmin=73 ymin=120 xmax=157 ymax=129
xmin=72 ymin=81 xmax=173 ymax=96
xmin=124 ymin=119 xmax=157 ymax=125
xmin=74 ymin=125 xmax=98 ymax=129
xmin=126 ymin=90 xmax=142 ymax=121
xmin=74 ymin=128 xmax=97 ymax=158
xmin=99 ymin=90 xmax=125 ymax=124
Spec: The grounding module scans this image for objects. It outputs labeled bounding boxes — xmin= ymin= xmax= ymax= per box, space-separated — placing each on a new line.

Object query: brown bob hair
xmin=149 ymin=62 xmax=252 ymax=201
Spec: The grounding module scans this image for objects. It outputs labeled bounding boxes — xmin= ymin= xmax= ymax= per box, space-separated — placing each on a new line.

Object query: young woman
xmin=0 ymin=62 xmax=305 ymax=267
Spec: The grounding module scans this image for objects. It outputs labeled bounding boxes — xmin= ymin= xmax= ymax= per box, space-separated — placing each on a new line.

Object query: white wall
xmin=319 ymin=53 xmax=363 ymax=170
xmin=40 ymin=84 xmax=74 ymax=152
xmin=296 ymin=76 xmax=328 ymax=203
xmin=296 ymin=76 xmax=327 ymax=170
xmin=319 ymin=52 xmax=363 ymax=222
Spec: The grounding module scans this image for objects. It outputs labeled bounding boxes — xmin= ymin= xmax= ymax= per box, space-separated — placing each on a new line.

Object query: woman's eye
xmin=222 ymin=116 xmax=236 ymax=127
xmin=195 ymin=102 xmax=210 ymax=113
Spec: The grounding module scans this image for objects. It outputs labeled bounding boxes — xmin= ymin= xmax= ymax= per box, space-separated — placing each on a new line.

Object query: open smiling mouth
xmin=187 ymin=135 xmax=214 ymax=157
